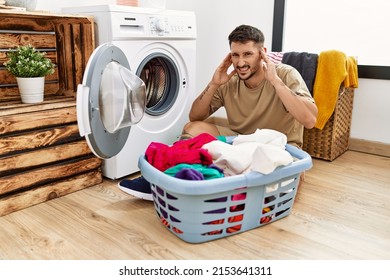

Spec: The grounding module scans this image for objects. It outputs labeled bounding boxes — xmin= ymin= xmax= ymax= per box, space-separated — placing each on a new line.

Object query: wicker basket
xmin=303 ymin=87 xmax=354 ymax=161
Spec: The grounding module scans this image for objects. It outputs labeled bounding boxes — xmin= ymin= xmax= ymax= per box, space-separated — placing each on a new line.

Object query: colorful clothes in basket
xmin=145 ymin=133 xmax=216 ymax=172
xmin=164 ymin=163 xmax=224 ymax=180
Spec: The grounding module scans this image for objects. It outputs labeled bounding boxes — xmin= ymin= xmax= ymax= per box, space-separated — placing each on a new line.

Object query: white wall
xmin=350 ymin=79 xmax=390 ymax=143
xmin=283 ymin=0 xmax=390 ymax=144
xmin=283 ymin=0 xmax=390 ymax=66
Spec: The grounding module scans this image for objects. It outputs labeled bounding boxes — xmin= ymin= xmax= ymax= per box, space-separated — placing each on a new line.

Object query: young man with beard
xmin=182 ymin=24 xmax=317 ymax=146
xmin=118 ymin=24 xmax=317 ymax=200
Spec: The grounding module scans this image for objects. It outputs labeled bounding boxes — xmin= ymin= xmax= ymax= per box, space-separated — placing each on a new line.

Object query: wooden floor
xmin=0 ymin=150 xmax=389 ymax=260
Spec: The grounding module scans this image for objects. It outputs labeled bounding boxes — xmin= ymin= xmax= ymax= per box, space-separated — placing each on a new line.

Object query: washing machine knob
xmin=155 ymin=19 xmax=167 ymax=33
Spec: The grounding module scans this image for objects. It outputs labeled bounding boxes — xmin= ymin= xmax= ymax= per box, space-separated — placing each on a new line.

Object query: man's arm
xmin=261 ymin=49 xmax=318 ymax=129
xmin=188 ymin=83 xmax=219 ymax=121
xmin=189 ymin=53 xmax=236 ymax=121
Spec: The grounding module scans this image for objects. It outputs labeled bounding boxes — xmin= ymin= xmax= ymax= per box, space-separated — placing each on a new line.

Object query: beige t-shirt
xmin=209 ymin=64 xmax=314 ymax=147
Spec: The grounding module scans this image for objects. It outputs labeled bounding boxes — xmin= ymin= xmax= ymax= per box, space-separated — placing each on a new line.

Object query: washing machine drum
xmin=77 ymin=44 xmax=146 ymax=159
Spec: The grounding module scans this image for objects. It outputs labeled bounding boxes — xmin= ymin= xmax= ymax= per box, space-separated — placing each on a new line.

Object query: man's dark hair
xmin=228 ymin=25 xmax=265 ymax=46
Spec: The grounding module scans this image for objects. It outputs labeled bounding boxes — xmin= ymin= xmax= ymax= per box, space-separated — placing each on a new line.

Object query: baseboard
xmin=349 ymin=138 xmax=390 ymax=158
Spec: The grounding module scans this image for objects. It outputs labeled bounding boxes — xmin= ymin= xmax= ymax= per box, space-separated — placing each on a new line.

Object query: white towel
xmin=203 ymin=129 xmax=293 ymax=175
xmin=232 ymin=128 xmax=287 ymax=148
xmin=202 ymin=140 xmax=252 ymax=176
xmin=251 ymin=143 xmax=293 ymax=174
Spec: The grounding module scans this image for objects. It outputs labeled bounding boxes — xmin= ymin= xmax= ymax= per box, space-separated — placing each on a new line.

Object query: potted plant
xmin=3 ymin=44 xmax=55 ymax=103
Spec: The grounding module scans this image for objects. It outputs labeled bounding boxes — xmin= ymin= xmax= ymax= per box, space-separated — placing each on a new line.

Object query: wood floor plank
xmin=0 ymin=151 xmax=389 ymax=260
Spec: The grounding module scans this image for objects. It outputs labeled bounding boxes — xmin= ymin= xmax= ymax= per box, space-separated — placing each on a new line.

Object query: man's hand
xmin=211 ymin=53 xmax=237 ymax=86
xmin=260 ymin=49 xmax=279 ymax=86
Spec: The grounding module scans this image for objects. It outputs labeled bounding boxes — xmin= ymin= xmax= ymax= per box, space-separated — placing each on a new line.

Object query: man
xmin=118 ymin=24 xmax=317 ymax=200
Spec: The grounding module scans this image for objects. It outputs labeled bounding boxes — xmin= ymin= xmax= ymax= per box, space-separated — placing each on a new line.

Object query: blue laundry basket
xmin=138 ymin=144 xmax=312 ymax=243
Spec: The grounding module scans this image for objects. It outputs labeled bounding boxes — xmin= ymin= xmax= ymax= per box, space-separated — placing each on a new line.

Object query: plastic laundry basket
xmin=138 ymin=144 xmax=312 ymax=243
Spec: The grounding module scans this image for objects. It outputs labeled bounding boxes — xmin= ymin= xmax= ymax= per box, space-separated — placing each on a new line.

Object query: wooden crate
xmin=0 ymin=10 xmax=102 ymax=216
xmin=303 ymin=87 xmax=355 ymax=161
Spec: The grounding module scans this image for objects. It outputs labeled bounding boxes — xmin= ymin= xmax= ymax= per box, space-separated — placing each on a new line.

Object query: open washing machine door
xmin=77 ymin=44 xmax=146 ymax=159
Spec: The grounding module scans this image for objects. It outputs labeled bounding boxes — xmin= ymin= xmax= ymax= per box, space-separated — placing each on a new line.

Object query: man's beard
xmin=236 ymin=64 xmax=259 ymax=81
xmin=238 ymin=71 xmax=256 ymax=81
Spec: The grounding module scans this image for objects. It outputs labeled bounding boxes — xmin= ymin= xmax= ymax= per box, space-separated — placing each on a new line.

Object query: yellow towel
xmin=344 ymin=56 xmax=359 ymax=88
xmin=313 ymin=50 xmax=347 ymax=129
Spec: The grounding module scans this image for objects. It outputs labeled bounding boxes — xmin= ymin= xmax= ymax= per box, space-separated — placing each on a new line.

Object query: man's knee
xmin=182 ymin=121 xmax=194 ymax=134
xmin=180 ymin=122 xmax=196 ymax=139
xmin=181 ymin=121 xmax=219 ymax=138
xmin=182 ymin=121 xmax=206 ymax=137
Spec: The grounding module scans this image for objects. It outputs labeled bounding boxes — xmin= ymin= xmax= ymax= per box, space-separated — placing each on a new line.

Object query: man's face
xmin=230 ymin=41 xmax=262 ymax=81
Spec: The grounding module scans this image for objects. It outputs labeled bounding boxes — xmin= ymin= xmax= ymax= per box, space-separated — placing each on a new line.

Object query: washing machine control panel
xmin=150 ymin=17 xmax=169 ymax=35
xmin=149 ymin=16 xmax=196 ymax=37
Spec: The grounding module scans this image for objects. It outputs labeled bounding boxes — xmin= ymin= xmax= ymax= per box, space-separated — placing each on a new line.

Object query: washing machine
xmin=63 ymin=5 xmax=197 ymax=179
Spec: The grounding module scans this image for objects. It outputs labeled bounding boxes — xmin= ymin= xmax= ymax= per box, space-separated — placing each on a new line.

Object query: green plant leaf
xmin=3 ymin=44 xmax=55 ymax=78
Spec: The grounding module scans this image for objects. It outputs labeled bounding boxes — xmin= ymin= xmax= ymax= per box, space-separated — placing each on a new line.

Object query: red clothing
xmin=145 ymin=133 xmax=216 ymax=172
